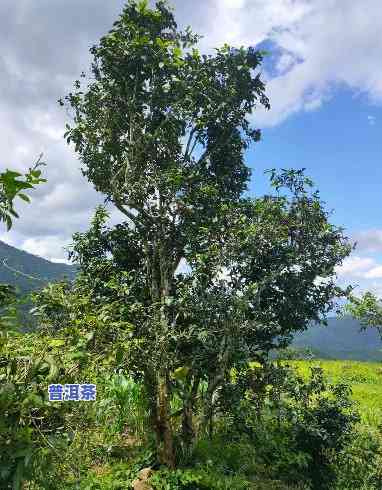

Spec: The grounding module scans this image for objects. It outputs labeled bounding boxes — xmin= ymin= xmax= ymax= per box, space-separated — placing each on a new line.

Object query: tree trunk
xmin=143 ymin=368 xmax=159 ymax=441
xmin=181 ymin=400 xmax=194 ymax=452
xmin=181 ymin=375 xmax=200 ymax=455
xmin=144 ymin=194 xmax=177 ymax=468
xmin=201 ymin=336 xmax=231 ymax=436
xmin=150 ymin=234 xmax=176 ymax=467
xmin=202 ymin=374 xmax=221 ymax=438
xmin=157 ymin=371 xmax=175 ymax=468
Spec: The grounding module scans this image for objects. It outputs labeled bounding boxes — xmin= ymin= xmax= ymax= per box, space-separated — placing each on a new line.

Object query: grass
xmin=287 ymin=359 xmax=382 ymax=428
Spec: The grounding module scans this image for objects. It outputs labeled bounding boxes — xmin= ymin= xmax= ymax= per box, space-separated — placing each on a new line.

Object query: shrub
xmin=332 ymin=427 xmax=382 ymax=489
xmin=213 ymin=363 xmax=360 ymax=489
xmin=149 ymin=468 xmax=207 ymax=490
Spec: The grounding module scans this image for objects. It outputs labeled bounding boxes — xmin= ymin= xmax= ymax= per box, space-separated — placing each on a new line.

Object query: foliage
xmin=0 ymin=154 xmax=46 ymax=230
xmin=344 ymin=291 xmax=382 ymax=339
xmin=0 ymin=331 xmax=66 ymax=488
xmin=73 ymin=461 xmax=139 ymax=489
xmin=149 ymin=467 xmax=207 ymax=489
xmin=1 ymin=277 xmax=126 ymax=488
xmin=102 ymin=373 xmax=150 ymax=437
xmin=1 ymin=315 xmax=379 ymax=489
xmin=0 ymin=320 xmax=145 ymax=488
xmin=212 ymin=362 xmax=360 ymax=489
xmin=332 ymin=427 xmax=382 ymax=490
xmin=288 ymin=369 xmax=359 ymax=489
xmin=1 ymin=1 xmax=375 ymax=488
xmin=289 ymin=359 xmax=382 ymax=428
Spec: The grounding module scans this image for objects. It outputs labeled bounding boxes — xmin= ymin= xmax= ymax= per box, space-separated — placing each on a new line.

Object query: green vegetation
xmin=2 ymin=326 xmax=382 ymax=488
xmin=0 ymin=240 xmax=77 ymax=295
xmin=1 ymin=1 xmax=382 ymax=489
xmin=288 ymin=359 xmax=382 ymax=429
xmin=0 ymin=154 xmax=46 ymax=230
xmin=59 ymin=0 xmax=352 ymax=469
xmin=344 ymin=291 xmax=382 ymax=342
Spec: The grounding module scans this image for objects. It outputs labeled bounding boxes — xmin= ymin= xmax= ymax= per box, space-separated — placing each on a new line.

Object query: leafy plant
xmin=0 ymin=154 xmax=46 ymax=230
xmin=333 ymin=427 xmax=382 ymax=489
xmin=149 ymin=468 xmax=207 ymax=490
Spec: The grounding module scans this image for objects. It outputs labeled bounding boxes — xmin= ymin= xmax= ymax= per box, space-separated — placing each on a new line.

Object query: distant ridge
xmin=293 ymin=315 xmax=382 ymax=362
xmin=0 ymin=240 xmax=77 ymax=294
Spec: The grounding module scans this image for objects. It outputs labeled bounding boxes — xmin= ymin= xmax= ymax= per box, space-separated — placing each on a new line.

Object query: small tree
xmin=61 ymin=0 xmax=353 ymax=466
xmin=344 ymin=291 xmax=382 ymax=340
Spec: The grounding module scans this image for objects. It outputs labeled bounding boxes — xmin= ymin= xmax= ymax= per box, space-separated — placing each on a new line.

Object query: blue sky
xmin=247 ymin=82 xmax=382 ymax=297
xmin=1 ymin=0 xmax=382 ymax=298
xmin=248 ymin=79 xmax=382 ymax=295
xmin=249 ymin=85 xmax=381 ymax=232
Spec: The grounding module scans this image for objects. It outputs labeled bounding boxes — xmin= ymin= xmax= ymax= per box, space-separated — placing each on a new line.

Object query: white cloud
xmin=364 ymin=266 xmax=382 ymax=279
xmin=335 ymin=254 xmax=382 ymax=299
xmin=200 ymin=0 xmax=382 ymax=127
xmin=352 ymin=229 xmax=382 ymax=253
xmin=367 ymin=115 xmax=376 ymax=125
xmin=342 ymin=279 xmax=382 ymax=300
xmin=21 ymin=236 xmax=72 ymax=263
xmin=205 ymin=0 xmax=310 ymax=53
xmin=221 ymin=0 xmax=246 ymax=9
xmin=335 ymin=256 xmax=376 ymax=277
xmin=275 ymin=51 xmax=299 ymax=74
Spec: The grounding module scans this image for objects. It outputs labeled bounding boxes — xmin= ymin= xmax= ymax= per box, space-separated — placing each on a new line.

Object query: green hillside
xmin=0 ymin=240 xmax=77 ymax=329
xmin=0 ymin=240 xmax=77 ymax=294
xmin=292 ymin=316 xmax=382 ymax=362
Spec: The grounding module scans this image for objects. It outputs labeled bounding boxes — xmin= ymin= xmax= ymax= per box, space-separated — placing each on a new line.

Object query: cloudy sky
xmin=1 ymin=0 xmax=382 ymax=298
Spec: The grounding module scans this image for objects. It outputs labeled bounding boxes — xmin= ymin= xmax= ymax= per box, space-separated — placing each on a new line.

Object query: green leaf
xmin=69 ymin=351 xmax=86 ymax=360
xmin=18 ymin=193 xmax=30 ymax=203
xmin=172 ymin=366 xmax=189 ymax=380
xmin=173 ymin=46 xmax=182 ymax=58
xmin=115 ymin=345 xmax=124 ymax=364
xmin=48 ymin=339 xmax=65 ymax=347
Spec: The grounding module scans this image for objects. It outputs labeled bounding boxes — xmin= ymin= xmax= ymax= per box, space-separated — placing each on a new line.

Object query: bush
xmin=149 ymin=468 xmax=207 ymax=490
xmin=332 ymin=427 xmax=382 ymax=489
xmin=213 ymin=363 xmax=360 ymax=489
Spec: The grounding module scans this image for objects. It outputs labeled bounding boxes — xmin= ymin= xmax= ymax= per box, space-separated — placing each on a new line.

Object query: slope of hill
xmin=0 ymin=240 xmax=77 ymax=294
xmin=293 ymin=316 xmax=382 ymax=362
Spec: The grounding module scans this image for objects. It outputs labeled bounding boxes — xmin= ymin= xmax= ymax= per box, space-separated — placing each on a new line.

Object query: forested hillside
xmin=0 ymin=240 xmax=77 ymax=293
xmin=293 ymin=316 xmax=382 ymax=361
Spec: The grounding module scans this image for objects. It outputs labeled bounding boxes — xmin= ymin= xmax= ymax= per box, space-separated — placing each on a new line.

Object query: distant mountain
xmin=0 ymin=240 xmax=77 ymax=295
xmin=292 ymin=316 xmax=382 ymax=362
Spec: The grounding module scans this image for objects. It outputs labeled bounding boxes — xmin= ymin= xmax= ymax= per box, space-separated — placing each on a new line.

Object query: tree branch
xmin=184 ymin=126 xmax=197 ymax=161
xmin=113 ymin=198 xmax=139 ymax=225
xmin=188 ymin=137 xmax=199 ymax=160
xmin=196 ymin=148 xmax=210 ymax=166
